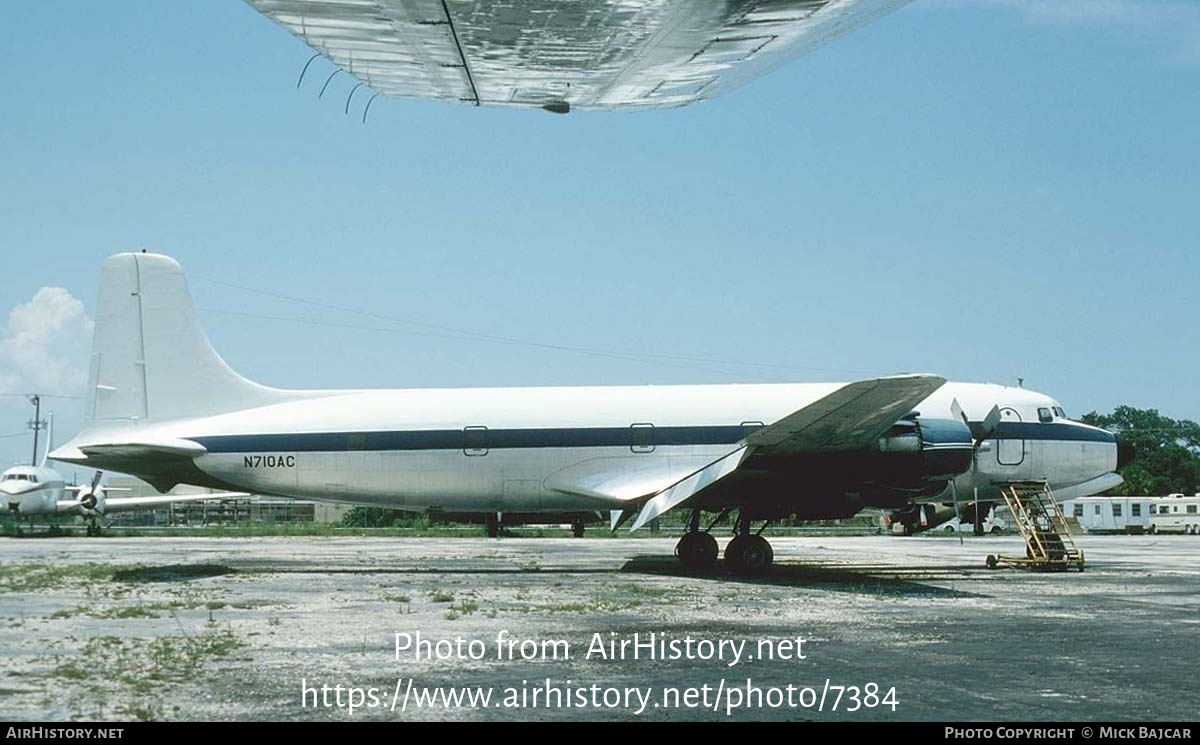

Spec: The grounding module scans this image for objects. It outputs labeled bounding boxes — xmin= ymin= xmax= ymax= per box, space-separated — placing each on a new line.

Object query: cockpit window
xmin=1053 ymin=406 xmax=1067 ymax=419
xmin=1038 ymin=407 xmax=1053 ymax=423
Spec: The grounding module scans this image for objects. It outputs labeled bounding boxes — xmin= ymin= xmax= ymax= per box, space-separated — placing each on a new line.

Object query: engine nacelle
xmin=876 ymin=417 xmax=973 ymax=482
xmin=78 ymin=488 xmax=107 ymax=518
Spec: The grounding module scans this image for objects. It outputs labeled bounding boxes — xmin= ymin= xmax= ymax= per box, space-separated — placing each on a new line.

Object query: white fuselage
xmin=0 ymin=466 xmax=68 ymax=515
xmin=56 ymin=380 xmax=1119 ymax=513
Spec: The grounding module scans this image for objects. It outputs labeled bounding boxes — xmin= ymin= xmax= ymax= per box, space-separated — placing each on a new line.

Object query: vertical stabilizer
xmin=38 ymin=413 xmax=53 ymax=467
xmin=86 ymin=252 xmax=294 ymax=424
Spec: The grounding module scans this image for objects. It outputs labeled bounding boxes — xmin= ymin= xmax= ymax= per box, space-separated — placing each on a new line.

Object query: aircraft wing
xmin=56 ymin=492 xmax=252 ymax=515
xmin=744 ymin=374 xmax=946 ymax=456
xmin=65 ymin=485 xmax=131 ymax=493
xmin=628 ymin=374 xmax=946 ymax=527
xmin=245 ymin=0 xmax=911 ymax=112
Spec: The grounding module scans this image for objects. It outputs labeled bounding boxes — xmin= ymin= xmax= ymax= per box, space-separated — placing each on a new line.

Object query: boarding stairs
xmin=986 ymin=481 xmax=1085 ymax=572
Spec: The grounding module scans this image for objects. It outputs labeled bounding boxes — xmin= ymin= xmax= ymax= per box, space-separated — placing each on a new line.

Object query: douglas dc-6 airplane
xmin=51 ymin=253 xmax=1129 ymax=572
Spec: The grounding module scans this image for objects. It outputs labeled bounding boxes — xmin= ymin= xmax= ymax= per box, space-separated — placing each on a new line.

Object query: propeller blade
xmin=950 ymin=398 xmax=967 ymax=426
xmin=974 ymin=404 xmax=1003 ymax=449
xmin=89 ymin=470 xmax=103 ymax=494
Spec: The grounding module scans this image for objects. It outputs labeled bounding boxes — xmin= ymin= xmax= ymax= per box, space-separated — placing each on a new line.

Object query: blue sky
xmin=1 ymin=1 xmax=1198 ymax=469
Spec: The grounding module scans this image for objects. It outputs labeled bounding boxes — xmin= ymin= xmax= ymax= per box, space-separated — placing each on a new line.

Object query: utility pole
xmin=27 ymin=395 xmax=46 ymax=467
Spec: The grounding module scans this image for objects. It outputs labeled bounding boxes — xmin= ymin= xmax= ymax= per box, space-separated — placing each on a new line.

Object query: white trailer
xmin=1148 ymin=494 xmax=1200 ymax=535
xmin=1072 ymin=496 xmax=1154 ymax=535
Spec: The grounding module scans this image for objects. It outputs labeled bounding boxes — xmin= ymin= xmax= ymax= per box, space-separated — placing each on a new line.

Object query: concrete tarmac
xmin=1 ymin=533 xmax=1196 ymax=721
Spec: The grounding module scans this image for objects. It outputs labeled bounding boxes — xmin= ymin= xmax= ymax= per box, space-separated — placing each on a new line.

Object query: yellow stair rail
xmin=986 ymin=481 xmax=1085 ymax=572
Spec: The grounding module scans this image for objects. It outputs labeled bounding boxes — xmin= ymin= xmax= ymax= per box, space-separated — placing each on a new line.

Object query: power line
xmin=196 ymin=276 xmax=882 ymax=379
xmin=0 ymin=392 xmax=83 ymax=400
xmin=195 ymin=307 xmax=772 ymax=381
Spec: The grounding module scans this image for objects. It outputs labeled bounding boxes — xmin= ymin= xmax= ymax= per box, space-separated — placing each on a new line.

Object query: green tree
xmin=1080 ymin=406 xmax=1200 ymax=495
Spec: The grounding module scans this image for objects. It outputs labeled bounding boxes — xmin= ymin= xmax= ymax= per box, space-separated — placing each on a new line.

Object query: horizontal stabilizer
xmin=77 ymin=439 xmax=207 ymax=460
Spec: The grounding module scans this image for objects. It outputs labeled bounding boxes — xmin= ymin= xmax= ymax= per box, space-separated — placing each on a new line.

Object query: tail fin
xmin=86 ymin=252 xmax=293 ymax=423
xmin=39 ymin=413 xmax=53 ymax=467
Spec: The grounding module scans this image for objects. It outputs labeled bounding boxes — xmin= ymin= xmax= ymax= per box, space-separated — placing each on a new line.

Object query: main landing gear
xmin=724 ymin=512 xmax=773 ymax=575
xmin=674 ymin=509 xmax=775 ymax=575
xmin=675 ymin=510 xmax=719 ymax=570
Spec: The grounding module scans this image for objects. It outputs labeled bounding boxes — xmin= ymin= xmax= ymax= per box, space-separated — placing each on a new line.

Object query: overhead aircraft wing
xmin=56 ymin=492 xmax=252 ymax=515
xmin=628 ymin=374 xmax=946 ymax=528
xmin=744 ymin=374 xmax=946 ymax=456
xmin=245 ymin=0 xmax=911 ymax=112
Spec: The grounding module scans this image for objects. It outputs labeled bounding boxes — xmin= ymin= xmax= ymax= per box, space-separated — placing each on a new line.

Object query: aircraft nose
xmin=1116 ymin=435 xmax=1136 ymax=469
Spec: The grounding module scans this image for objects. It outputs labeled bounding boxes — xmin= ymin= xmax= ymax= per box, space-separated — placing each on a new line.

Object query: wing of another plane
xmin=629 ymin=374 xmax=946 ymax=528
xmin=245 ymin=0 xmax=911 ymax=112
xmin=56 ymin=492 xmax=252 ymax=515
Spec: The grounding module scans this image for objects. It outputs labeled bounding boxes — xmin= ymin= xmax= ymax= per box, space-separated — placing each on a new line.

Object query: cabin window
xmin=463 ymin=426 xmax=488 ymax=456
xmin=1189 ymin=505 xmax=1198 ymax=514
xmin=741 ymin=421 xmax=765 ymax=438
xmin=1073 ymin=503 xmax=1084 ymax=517
xmin=630 ymin=423 xmax=655 ymax=454
xmin=1131 ymin=504 xmax=1141 ymax=517
xmin=1038 ymin=408 xmax=1053 ymax=423
xmin=1112 ymin=503 xmax=1122 ymax=517
xmin=1094 ymin=505 xmax=1101 ymax=516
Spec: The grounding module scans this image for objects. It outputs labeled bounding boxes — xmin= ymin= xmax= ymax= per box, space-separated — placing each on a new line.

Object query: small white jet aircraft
xmin=246 ymin=0 xmax=912 ymax=113
xmin=51 ymin=253 xmax=1129 ymax=571
xmin=2 ymin=419 xmax=247 ymax=535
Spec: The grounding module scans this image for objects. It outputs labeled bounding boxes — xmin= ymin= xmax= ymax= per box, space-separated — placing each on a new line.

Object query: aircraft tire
xmin=675 ymin=532 xmax=718 ymax=569
xmin=724 ymin=534 xmax=773 ymax=575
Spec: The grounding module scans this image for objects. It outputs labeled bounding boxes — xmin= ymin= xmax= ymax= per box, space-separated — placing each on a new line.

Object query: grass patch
xmin=430 ymin=591 xmax=454 ymax=603
xmin=614 ymin=583 xmax=668 ymax=598
xmin=0 ymin=564 xmax=116 ymax=592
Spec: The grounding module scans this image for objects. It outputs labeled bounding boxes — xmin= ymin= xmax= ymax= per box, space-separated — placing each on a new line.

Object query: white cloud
xmin=929 ymin=0 xmax=1200 ymax=67
xmin=0 ymin=287 xmax=93 ymax=400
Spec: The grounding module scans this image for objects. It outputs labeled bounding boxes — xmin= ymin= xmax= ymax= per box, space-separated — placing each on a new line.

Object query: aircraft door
xmin=996 ymin=407 xmax=1025 ymax=466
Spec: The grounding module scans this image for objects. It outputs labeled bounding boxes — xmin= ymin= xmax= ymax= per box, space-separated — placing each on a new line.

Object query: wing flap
xmin=630 ymin=446 xmax=750 ymax=530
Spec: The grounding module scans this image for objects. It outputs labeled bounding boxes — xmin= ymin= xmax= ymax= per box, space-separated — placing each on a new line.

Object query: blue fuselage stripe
xmin=190 ymin=421 xmax=1112 ymax=454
